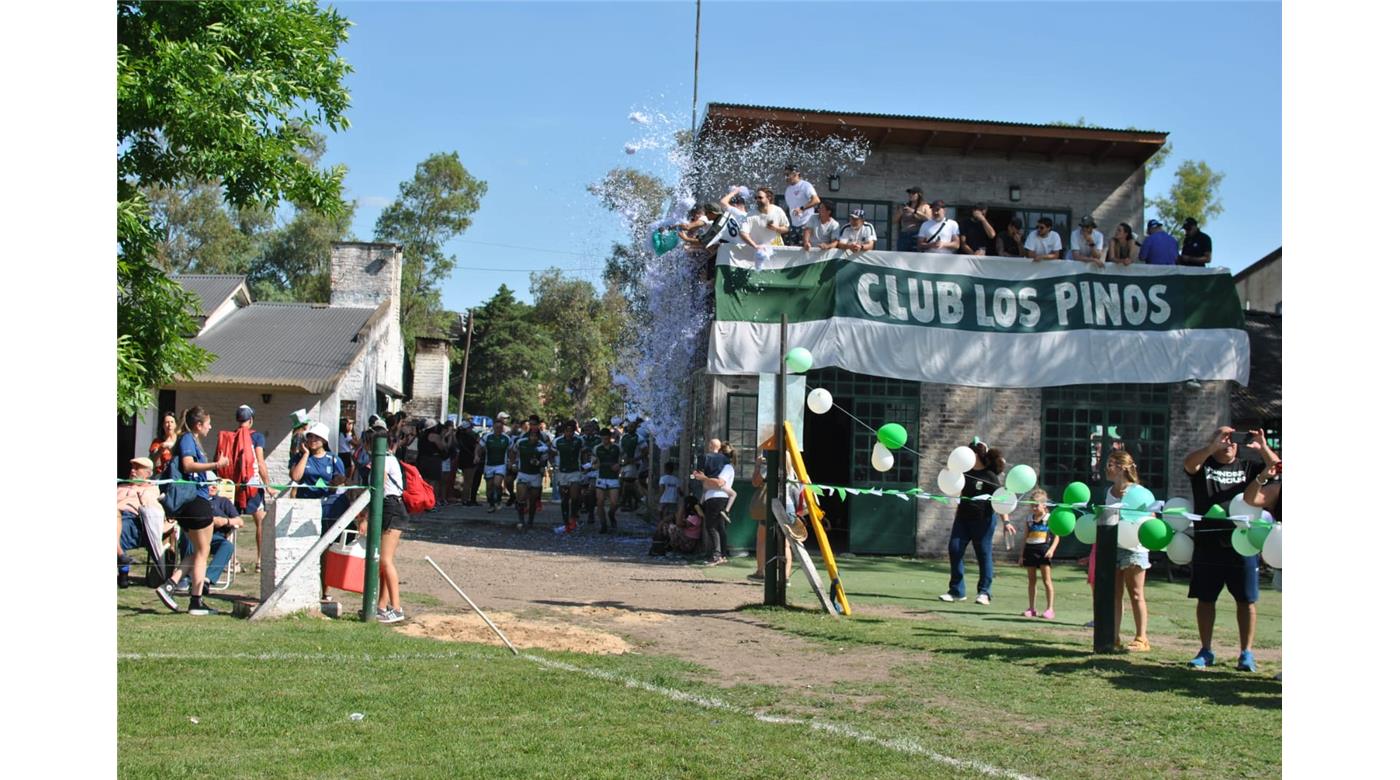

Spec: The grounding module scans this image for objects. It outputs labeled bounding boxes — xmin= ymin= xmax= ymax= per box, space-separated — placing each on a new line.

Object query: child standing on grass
xmin=1020 ymin=489 xmax=1058 ymax=619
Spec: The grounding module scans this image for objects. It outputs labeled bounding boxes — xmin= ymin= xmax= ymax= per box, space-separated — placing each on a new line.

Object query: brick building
xmin=684 ymin=104 xmax=1255 ymax=557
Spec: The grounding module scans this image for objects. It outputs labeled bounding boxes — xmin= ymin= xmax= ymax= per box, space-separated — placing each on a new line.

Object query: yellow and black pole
xmin=361 ymin=433 xmax=387 ymax=620
xmin=764 ymin=313 xmax=788 ymax=606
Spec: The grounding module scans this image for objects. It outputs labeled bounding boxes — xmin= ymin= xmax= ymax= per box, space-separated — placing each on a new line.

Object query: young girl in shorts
xmin=1105 ymin=451 xmax=1151 ymax=651
xmin=1019 ymin=489 xmax=1058 ymax=619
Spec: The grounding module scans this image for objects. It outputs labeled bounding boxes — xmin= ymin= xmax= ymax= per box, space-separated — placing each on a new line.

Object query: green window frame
xmin=1040 ymin=384 xmax=1171 ymax=499
xmin=725 ymin=393 xmax=758 ymax=478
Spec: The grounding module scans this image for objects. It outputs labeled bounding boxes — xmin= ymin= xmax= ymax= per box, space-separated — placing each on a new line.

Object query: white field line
xmin=118 ymin=650 xmax=1039 ymax=780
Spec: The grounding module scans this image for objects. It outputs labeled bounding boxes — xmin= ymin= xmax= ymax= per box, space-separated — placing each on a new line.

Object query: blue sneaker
xmin=1188 ymin=648 xmax=1216 ymax=669
xmin=1236 ymin=650 xmax=1257 ymax=672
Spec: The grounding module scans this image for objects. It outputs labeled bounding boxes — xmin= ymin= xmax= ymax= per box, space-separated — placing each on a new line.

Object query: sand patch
xmin=550 ymin=605 xmax=671 ymax=625
xmin=399 ymin=612 xmax=632 ymax=655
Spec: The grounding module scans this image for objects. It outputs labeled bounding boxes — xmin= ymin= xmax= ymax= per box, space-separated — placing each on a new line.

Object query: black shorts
xmin=382 ymin=495 xmax=408 ymax=532
xmin=1188 ymin=554 xmax=1260 ymax=604
xmin=1020 ymin=543 xmax=1052 ymax=568
xmin=175 ymin=498 xmax=215 ymax=531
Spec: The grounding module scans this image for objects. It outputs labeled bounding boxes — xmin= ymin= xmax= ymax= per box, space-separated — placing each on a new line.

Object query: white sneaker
xmin=975 ymin=593 xmax=991 ymax=605
xmin=938 ymin=593 xmax=966 ymax=602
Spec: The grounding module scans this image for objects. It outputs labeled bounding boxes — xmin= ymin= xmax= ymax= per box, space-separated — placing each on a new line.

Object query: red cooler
xmin=324 ymin=532 xmax=366 ymax=593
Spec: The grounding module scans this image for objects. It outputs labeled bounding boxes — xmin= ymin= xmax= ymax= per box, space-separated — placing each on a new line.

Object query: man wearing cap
xmin=916 ymin=200 xmax=960 ymax=254
xmin=896 ymin=187 xmax=934 ymax=252
xmin=1178 ymin=217 xmax=1212 ymax=266
xmin=1137 ymin=219 xmax=1179 ymax=266
xmin=235 ymin=404 xmax=271 ymax=570
xmin=782 ymin=165 xmax=821 ymax=247
xmin=1024 ymin=217 xmax=1065 ymax=261
xmin=117 ymin=456 xmax=173 ymax=587
xmin=837 ymin=209 xmax=877 ymax=252
xmin=1070 ymin=216 xmax=1106 ymax=267
xmin=959 ymin=203 xmax=997 ymax=256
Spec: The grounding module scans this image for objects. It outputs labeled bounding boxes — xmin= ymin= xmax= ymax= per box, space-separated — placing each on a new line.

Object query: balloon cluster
xmin=937 ymin=444 xmax=1039 ymax=515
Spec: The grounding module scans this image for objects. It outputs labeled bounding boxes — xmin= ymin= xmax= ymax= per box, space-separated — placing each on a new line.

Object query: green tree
xmin=529 ymin=270 xmax=626 ymax=420
xmin=462 ymin=286 xmax=551 ymax=419
xmin=374 ymin=152 xmax=488 ymax=349
xmin=117 ymin=0 xmax=352 ymax=419
xmin=145 ymin=179 xmax=272 ymax=275
xmin=1147 ymin=160 xmax=1225 ymax=239
xmin=247 ymin=201 xmax=357 ymax=302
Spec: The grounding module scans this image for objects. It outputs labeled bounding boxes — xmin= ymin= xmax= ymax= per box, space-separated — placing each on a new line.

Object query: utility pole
xmin=764 ymin=313 xmax=789 ymax=606
xmin=456 ymin=309 xmax=474 ymax=421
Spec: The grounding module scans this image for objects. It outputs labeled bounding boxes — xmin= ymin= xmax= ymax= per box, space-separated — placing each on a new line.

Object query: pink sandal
xmin=1041 ymin=609 xmax=1055 ymax=620
xmin=1022 ymin=609 xmax=1037 ymax=618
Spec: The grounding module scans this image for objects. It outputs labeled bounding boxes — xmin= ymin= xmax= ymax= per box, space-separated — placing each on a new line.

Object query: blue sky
xmin=324 ymin=1 xmax=1281 ymax=311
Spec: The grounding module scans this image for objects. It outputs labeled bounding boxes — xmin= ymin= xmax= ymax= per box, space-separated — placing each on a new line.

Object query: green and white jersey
xmin=515 ymin=440 xmax=550 ymax=475
xmin=555 ymin=435 xmax=585 ymax=472
xmin=619 ymin=432 xmax=639 ymax=463
xmin=482 ymin=432 xmax=513 ymax=467
xmin=593 ymin=444 xmax=622 ymax=480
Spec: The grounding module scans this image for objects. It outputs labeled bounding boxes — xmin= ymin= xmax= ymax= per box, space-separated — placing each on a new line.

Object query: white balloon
xmin=1074 ymin=514 xmax=1097 ymax=544
xmin=1261 ymin=524 xmax=1282 ymax=568
xmin=1166 ymin=533 xmax=1194 ymax=565
xmin=1163 ymin=497 xmax=1192 ymax=532
xmin=990 ymin=487 xmax=1019 ymax=515
xmin=937 ymin=468 xmax=965 ymax=496
xmin=1229 ymin=494 xmax=1263 ymax=523
xmin=1117 ymin=515 xmax=1141 ymax=549
xmin=871 ymin=443 xmax=894 ymax=472
xmin=806 ymin=388 xmax=833 ymax=415
xmin=947 ymin=446 xmax=976 ymax=473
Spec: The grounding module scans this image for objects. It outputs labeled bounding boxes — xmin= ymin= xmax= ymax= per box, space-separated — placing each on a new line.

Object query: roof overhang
xmin=699 ymin=103 xmax=1168 ymax=166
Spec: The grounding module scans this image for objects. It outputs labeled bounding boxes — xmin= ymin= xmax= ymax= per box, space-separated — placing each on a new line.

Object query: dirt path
xmin=382 ymin=502 xmax=912 ymax=687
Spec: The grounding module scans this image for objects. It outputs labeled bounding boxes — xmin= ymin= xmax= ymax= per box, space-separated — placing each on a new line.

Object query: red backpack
xmin=397 ymin=462 xmax=436 ymax=514
xmin=215 ymin=428 xmax=260 ymax=511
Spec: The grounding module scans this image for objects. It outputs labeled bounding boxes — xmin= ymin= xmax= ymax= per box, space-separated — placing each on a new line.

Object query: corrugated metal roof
xmin=175 ymin=275 xmax=247 ymax=318
xmin=704 ymin=103 xmax=1167 ymax=136
xmin=183 ymin=302 xmax=383 ymax=393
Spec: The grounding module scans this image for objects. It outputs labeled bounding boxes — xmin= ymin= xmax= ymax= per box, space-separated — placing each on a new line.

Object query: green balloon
xmin=785 ymin=347 xmax=813 ymax=373
xmin=1062 ymin=481 xmax=1091 ymax=506
xmin=1231 ymin=528 xmax=1262 ymax=556
xmin=1204 ymin=504 xmax=1229 ymax=520
xmin=1005 ymin=464 xmax=1037 ymax=494
xmin=1137 ymin=518 xmax=1173 ymax=551
xmin=876 ymin=423 xmax=908 ymax=450
xmin=1048 ymin=508 xmax=1076 ymax=537
xmin=1246 ymin=521 xmax=1273 ymax=550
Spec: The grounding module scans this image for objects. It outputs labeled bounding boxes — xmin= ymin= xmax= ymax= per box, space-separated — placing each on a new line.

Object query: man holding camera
xmin=1182 ymin=426 xmax=1265 ymax=673
xmin=895 ymin=187 xmax=933 ymax=251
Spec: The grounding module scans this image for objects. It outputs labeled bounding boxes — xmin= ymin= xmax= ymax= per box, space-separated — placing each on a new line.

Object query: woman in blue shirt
xmin=291 ymin=421 xmax=347 ymax=602
xmin=154 ymin=406 xmax=229 ymax=616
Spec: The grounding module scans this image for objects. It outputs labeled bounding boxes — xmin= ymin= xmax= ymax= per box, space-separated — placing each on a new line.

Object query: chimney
xmin=330 ymin=242 xmax=402 ymax=323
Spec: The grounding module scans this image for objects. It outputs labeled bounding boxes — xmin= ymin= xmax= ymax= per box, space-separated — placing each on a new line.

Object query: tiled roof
xmin=182 ymin=301 xmax=386 ymax=393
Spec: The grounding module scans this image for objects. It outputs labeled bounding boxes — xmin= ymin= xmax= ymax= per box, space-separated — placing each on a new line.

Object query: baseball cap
xmin=370 ymin=415 xmax=388 ymax=430
xmin=906 ymin=186 xmax=923 ymax=195
xmin=930 ymin=199 xmax=946 ymax=209
xmin=1079 ymin=215 xmax=1097 ymax=228
xmin=236 ymin=404 xmax=255 ymax=423
xmin=850 ymin=208 xmax=865 ymax=219
xmin=1183 ymin=217 xmax=1199 ymax=228
xmin=496 ymin=411 xmax=510 ymax=421
xmin=1147 ymin=219 xmax=1164 ymax=230
xmin=129 ymin=456 xmax=154 ymax=470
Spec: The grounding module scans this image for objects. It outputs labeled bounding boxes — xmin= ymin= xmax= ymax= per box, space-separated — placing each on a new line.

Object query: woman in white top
xmin=362 ymin=424 xmax=408 ymax=623
xmin=691 ymin=439 xmax=735 ymax=565
xmin=1105 ymin=450 xmax=1151 ymax=652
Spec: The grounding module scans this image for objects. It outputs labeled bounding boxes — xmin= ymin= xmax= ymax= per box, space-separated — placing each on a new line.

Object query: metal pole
xmin=1092 ymin=493 xmax=1116 ymax=652
xmin=456 ymin=309 xmax=474 ymax=421
xmin=691 ymin=0 xmax=701 ymax=139
xmin=764 ymin=314 xmax=788 ymax=606
xmin=425 ymin=556 xmax=519 ymax=655
xmin=361 ymin=433 xmax=386 ymax=620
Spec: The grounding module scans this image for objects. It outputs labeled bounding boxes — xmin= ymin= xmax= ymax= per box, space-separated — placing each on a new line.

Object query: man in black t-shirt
xmin=1178 ymin=217 xmax=1213 ymax=266
xmin=959 ymin=203 xmax=997 ymax=256
xmin=1183 ymin=426 xmax=1264 ymax=672
xmin=455 ymin=421 xmax=480 ymax=505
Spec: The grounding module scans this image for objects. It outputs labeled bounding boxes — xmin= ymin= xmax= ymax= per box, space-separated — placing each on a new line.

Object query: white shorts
xmin=484 ymin=464 xmax=507 ymax=478
xmin=596 ymin=478 xmax=620 ymax=490
xmin=556 ymin=471 xmax=583 ymax=486
xmin=621 ymin=464 xmax=639 ymax=479
xmin=516 ymin=473 xmax=543 ymax=488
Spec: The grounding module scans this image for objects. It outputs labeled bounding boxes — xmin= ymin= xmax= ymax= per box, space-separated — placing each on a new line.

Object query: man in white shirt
xmin=837 ymin=209 xmax=877 ymax=252
xmin=742 ymin=187 xmax=789 ymax=247
xmin=782 ymin=165 xmax=821 ymax=246
xmin=1070 ymin=215 xmax=1106 ymax=267
xmin=1024 ymin=217 xmax=1065 ymax=261
xmin=916 ymin=199 xmax=961 ymax=254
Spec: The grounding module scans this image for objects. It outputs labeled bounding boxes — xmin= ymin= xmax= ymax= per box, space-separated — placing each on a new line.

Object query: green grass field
xmin=117 ymin=557 xmax=1280 ymax=778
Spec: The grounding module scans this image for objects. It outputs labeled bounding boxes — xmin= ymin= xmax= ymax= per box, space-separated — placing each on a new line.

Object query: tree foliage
xmin=116 ymin=0 xmax=353 ymax=419
xmin=374 ymin=152 xmax=487 ymax=350
xmin=460 ymin=286 xmax=552 ymax=419
xmin=1147 ymin=160 xmax=1225 ymax=239
xmin=529 ymin=271 xmax=626 ymax=420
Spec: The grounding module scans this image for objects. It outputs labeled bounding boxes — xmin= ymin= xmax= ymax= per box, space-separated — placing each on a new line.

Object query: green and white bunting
xmin=709 ymin=245 xmax=1249 ymax=387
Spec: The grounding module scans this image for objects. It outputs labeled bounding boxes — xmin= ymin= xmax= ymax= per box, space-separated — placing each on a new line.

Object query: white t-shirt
xmin=1025 ymin=230 xmax=1064 ymax=258
xmin=1070 ymin=229 xmax=1105 ymax=260
xmin=742 ymin=204 xmax=789 ymax=246
xmin=383 ymin=455 xmax=405 ymax=498
xmin=839 ymin=223 xmax=877 ymax=247
xmin=659 ymin=474 xmax=680 ymax=504
xmin=702 ymin=464 xmax=735 ymax=502
xmin=784 ymin=180 xmax=819 ymax=227
xmin=338 ymin=433 xmax=353 ymax=455
xmin=806 ymin=217 xmax=841 ymax=247
xmin=706 ymin=209 xmax=745 ymax=249
xmin=917 ymin=218 xmax=960 ymax=253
